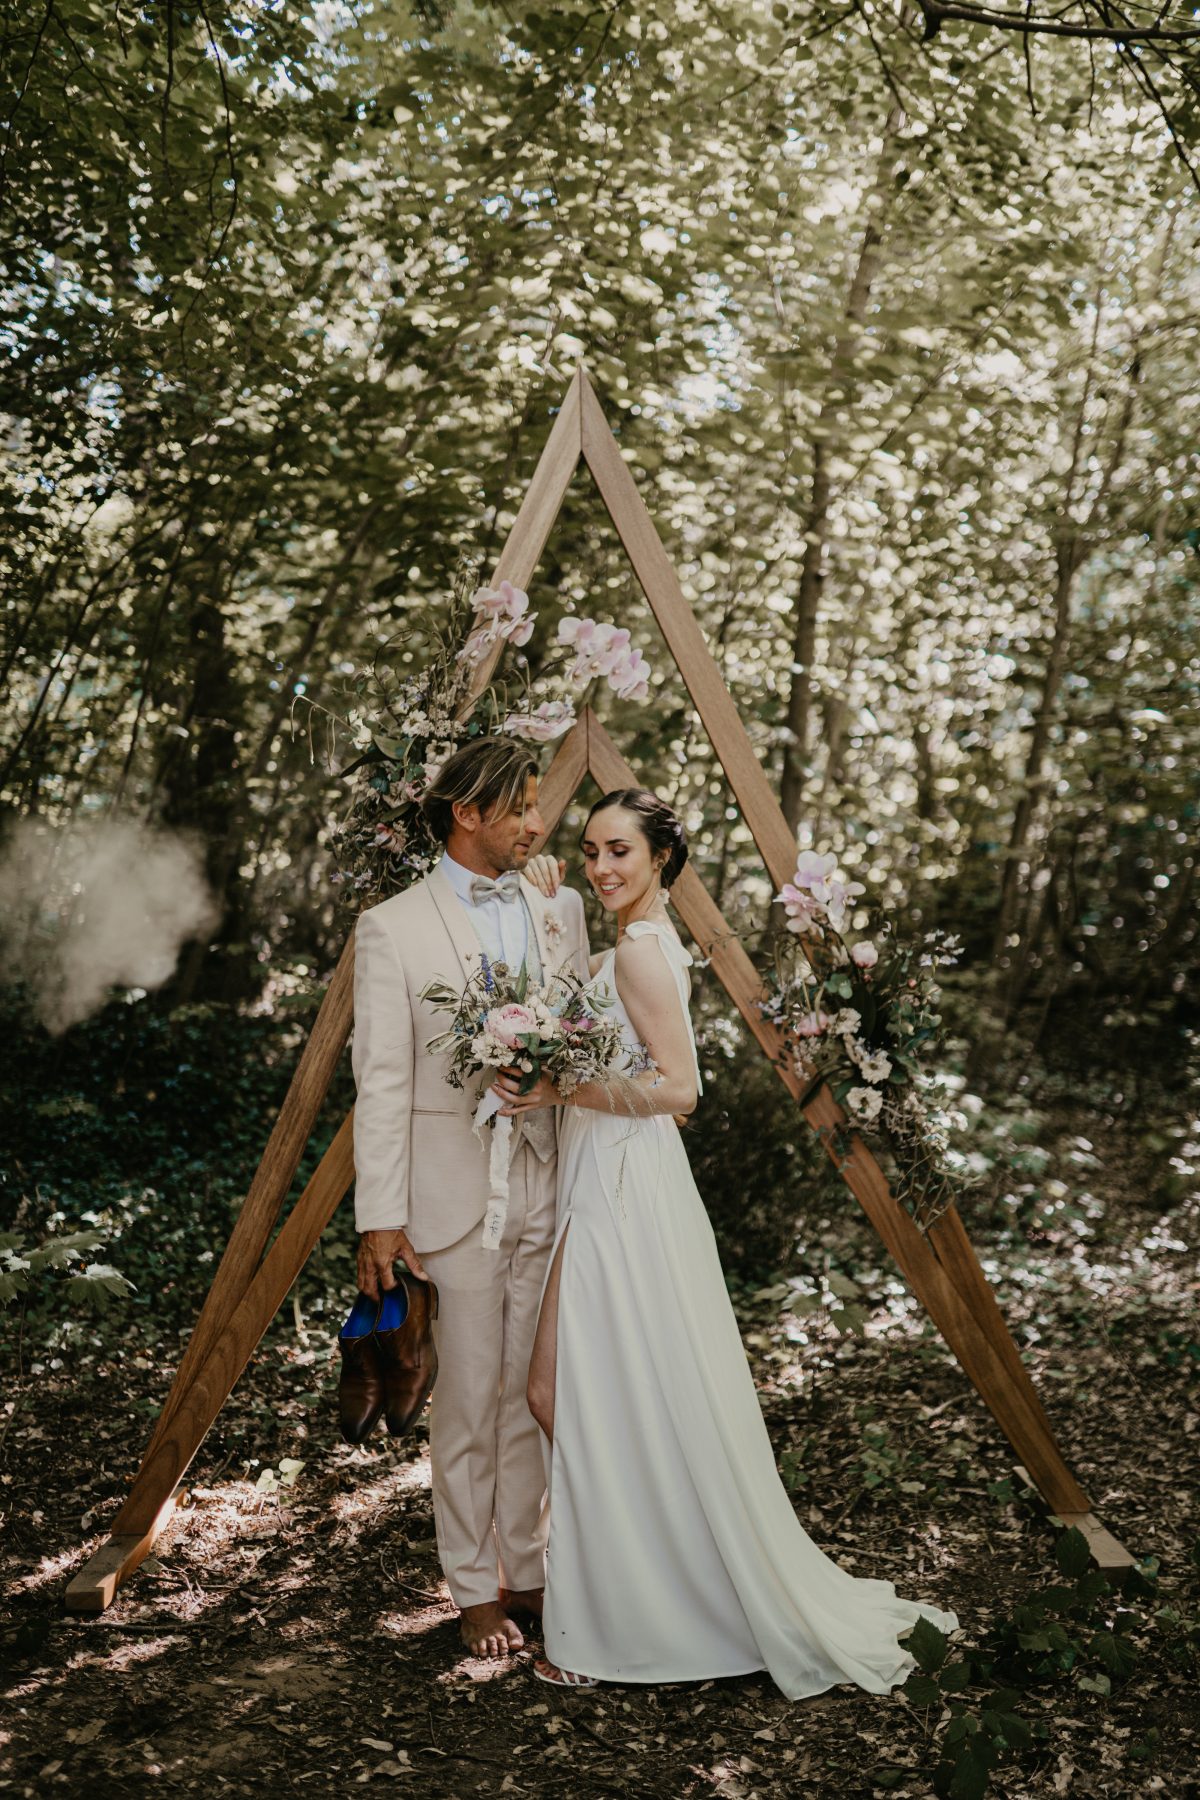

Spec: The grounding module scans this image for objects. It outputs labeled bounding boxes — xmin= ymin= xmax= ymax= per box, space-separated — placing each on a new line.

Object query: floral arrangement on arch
xmin=760 ymin=849 xmax=964 ymax=1231
xmin=329 ymin=562 xmax=654 ymax=909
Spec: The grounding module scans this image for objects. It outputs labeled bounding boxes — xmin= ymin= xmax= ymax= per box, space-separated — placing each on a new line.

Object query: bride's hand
xmin=492 ymin=1066 xmax=559 ymax=1115
xmin=522 ymin=853 xmax=565 ymax=898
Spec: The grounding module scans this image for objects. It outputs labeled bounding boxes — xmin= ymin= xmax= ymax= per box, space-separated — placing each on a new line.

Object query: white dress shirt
xmin=438 ymin=850 xmax=532 ymax=974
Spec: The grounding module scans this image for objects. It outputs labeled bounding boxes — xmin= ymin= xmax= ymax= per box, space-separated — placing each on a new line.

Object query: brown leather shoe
xmin=337 ymin=1305 xmax=385 ymax=1444
xmin=376 ymin=1270 xmax=439 ymax=1435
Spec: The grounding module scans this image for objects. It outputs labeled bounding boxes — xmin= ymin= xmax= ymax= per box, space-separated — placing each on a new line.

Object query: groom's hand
xmin=358 ymin=1227 xmax=428 ymax=1299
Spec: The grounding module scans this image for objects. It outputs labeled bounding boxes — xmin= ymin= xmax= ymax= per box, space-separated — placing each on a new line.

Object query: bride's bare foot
xmin=459 ymin=1601 xmax=524 ymax=1658
xmin=499 ymin=1585 xmax=544 ymax=1621
xmin=533 ymin=1656 xmax=599 ymax=1689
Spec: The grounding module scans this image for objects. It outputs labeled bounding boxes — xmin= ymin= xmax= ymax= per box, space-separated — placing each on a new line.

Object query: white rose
xmin=851 ymin=941 xmax=879 ymax=969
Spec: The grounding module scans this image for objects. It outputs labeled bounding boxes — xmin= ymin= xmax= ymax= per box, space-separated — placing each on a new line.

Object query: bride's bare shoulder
xmin=613 ymin=927 xmax=678 ymax=980
xmin=586 ymin=950 xmax=610 ymax=976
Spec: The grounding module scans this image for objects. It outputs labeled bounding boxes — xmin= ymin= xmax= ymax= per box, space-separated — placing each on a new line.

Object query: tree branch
xmin=919 ymin=0 xmax=1200 ymax=38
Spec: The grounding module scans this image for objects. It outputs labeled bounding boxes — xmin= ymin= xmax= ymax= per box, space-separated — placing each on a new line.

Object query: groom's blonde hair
xmin=421 ymin=738 xmax=539 ymax=844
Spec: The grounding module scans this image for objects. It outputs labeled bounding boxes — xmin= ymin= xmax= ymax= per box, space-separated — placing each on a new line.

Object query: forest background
xmin=1 ymin=3 xmax=1198 ymax=1797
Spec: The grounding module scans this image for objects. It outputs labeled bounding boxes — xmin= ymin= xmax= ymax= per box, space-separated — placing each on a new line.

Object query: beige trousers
xmin=419 ymin=1139 xmax=557 ymax=1609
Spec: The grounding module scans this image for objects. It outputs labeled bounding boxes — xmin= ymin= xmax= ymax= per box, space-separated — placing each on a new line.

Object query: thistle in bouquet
xmin=761 ymin=850 xmax=964 ymax=1230
xmin=421 ymin=956 xmax=632 ymax=1250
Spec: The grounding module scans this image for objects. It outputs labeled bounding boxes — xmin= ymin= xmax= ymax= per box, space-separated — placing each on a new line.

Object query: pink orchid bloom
xmin=778 ymin=883 xmax=825 ymax=928
xmin=609 ymin=648 xmax=651 ymax=699
xmin=503 ymin=701 xmax=577 ymax=742
xmin=792 ymin=850 xmax=839 ymax=891
xmin=824 ymin=876 xmax=866 ymax=927
xmin=569 ymin=649 xmax=613 ymax=685
xmin=559 ymin=615 xmax=597 ymax=650
xmin=457 ymin=626 xmax=496 ymax=665
xmin=471 ymin=585 xmax=508 ymax=619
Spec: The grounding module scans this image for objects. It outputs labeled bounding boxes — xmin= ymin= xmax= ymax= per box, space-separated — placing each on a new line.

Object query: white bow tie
xmin=468 ymin=871 xmax=522 ymax=906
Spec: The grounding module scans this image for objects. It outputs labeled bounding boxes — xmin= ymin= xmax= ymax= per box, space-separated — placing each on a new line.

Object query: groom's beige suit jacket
xmin=351 ymin=866 xmax=589 ymax=1251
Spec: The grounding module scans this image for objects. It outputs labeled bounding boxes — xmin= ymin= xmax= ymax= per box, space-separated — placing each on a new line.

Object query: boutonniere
xmin=544 ymin=914 xmax=566 ymax=947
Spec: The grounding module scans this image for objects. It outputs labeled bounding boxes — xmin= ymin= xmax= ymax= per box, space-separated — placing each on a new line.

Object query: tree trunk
xmin=779 ymin=104 xmax=904 ymax=831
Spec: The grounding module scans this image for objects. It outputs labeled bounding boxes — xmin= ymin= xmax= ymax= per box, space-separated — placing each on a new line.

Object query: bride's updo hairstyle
xmin=583 ymin=789 xmax=689 ymax=889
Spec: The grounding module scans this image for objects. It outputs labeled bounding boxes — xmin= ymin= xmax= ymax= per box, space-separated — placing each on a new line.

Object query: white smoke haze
xmin=0 ymin=816 xmax=220 ymax=1034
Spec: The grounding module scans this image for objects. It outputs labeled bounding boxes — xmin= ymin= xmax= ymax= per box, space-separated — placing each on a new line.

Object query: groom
xmin=352 ymin=737 xmax=589 ymax=1658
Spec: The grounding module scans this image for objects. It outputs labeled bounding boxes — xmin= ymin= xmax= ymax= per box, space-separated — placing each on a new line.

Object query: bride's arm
xmin=492 ymin=936 xmax=698 ymax=1120
xmin=564 ymin=934 xmax=698 ymax=1119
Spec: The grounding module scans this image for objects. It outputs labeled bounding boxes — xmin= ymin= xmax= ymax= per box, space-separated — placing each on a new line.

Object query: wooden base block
xmin=1060 ymin=1513 xmax=1137 ymax=1571
xmin=64 ymin=1494 xmax=178 ymax=1614
xmin=1013 ymin=1466 xmax=1135 ymax=1570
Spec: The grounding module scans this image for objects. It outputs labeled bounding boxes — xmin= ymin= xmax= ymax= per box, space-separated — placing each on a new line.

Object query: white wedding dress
xmin=541 ymin=919 xmax=958 ymax=1697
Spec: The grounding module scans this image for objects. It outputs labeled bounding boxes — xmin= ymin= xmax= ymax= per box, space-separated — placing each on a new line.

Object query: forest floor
xmin=2 ymin=1102 xmax=1198 ymax=1800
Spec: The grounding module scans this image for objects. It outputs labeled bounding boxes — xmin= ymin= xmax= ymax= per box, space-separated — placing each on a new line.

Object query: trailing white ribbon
xmin=473 ymin=1087 xmax=514 ymax=1251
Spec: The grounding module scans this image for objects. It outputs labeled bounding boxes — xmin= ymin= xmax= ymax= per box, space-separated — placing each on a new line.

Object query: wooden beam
xmin=132 ymin=939 xmax=356 ymax=1477
xmin=97 ymin=1115 xmax=357 ymax=1555
xmin=579 ymin=372 xmax=797 ymax=888
xmin=469 ymin=368 xmax=585 ymax=698
xmin=530 ymin=713 xmax=590 ymax=845
xmin=65 ymin=1495 xmax=179 ymax=1616
xmin=106 ymin=387 xmax=589 ymax=1545
xmin=926 ymin=1203 xmax=1093 ymax=1505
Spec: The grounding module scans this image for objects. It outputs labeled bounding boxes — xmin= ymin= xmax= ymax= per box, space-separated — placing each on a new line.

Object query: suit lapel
xmin=425 ymin=867 xmax=484 ymax=986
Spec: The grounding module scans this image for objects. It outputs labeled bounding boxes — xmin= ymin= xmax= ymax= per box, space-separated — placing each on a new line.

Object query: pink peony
xmin=793 ymin=1010 xmax=829 ymax=1037
xmin=485 ymin=1002 xmax=540 ymax=1048
xmin=850 ymin=941 xmax=878 ymax=969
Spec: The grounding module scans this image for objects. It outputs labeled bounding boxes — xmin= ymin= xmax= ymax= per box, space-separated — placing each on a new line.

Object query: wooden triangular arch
xmin=66 ymin=368 xmax=1130 ymax=1614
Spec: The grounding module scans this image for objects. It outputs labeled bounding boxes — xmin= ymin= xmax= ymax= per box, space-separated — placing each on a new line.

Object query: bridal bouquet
xmin=421 ymin=957 xmax=632 ymax=1250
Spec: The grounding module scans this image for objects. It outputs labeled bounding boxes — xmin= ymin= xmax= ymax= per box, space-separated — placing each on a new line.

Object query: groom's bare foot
xmin=499 ymin=1585 xmax=543 ymax=1621
xmin=459 ymin=1601 xmax=524 ymax=1658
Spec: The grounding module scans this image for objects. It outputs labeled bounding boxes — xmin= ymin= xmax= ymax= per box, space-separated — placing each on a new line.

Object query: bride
xmin=491 ymin=788 xmax=958 ymax=1697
